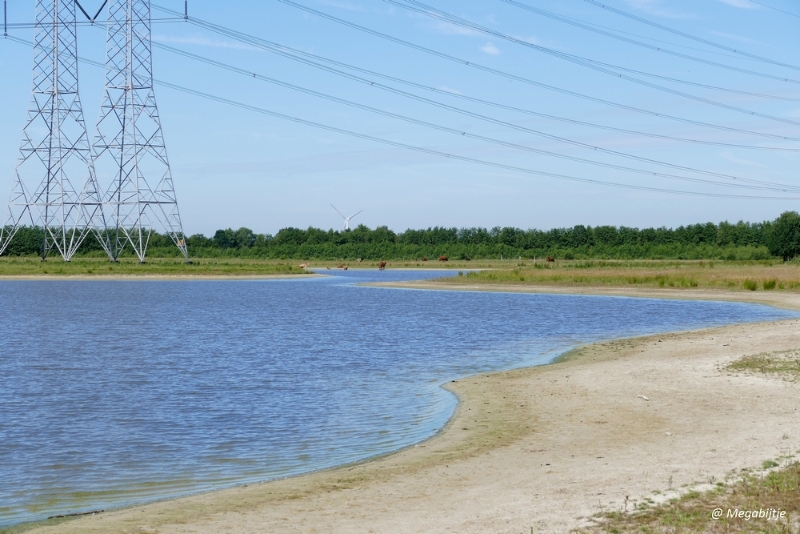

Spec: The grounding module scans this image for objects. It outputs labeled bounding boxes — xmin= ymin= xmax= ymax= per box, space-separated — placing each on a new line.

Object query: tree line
xmin=4 ymin=212 xmax=800 ymax=261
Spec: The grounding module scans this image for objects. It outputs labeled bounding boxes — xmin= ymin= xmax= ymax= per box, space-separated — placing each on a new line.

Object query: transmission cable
xmin=748 ymin=0 xmax=800 ymax=18
xmin=581 ymin=0 xmax=800 ymax=70
xmin=3 ymin=18 xmax=182 ymax=29
xmin=158 ymin=8 xmax=800 ymax=152
xmin=151 ymin=81 xmax=800 ymax=200
xmin=255 ymin=1 xmax=800 ymax=142
xmin=4 ymin=35 xmax=793 ymax=200
xmin=154 ymin=42 xmax=800 ymax=193
xmin=270 ymin=48 xmax=800 ymax=151
xmin=500 ymin=0 xmax=800 ymax=101
xmin=534 ymin=10 xmax=761 ymax=63
xmin=379 ymin=0 xmax=800 ymax=128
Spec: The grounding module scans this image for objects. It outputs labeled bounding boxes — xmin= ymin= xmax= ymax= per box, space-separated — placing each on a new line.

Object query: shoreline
xmin=0 ymin=273 xmax=320 ymax=282
xmin=10 ymin=287 xmax=800 ymax=534
xmin=371 ymin=279 xmax=800 ymax=311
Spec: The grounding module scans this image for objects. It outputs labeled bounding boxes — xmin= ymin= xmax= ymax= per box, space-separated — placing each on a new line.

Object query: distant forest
xmin=5 ymin=213 xmax=800 ymax=261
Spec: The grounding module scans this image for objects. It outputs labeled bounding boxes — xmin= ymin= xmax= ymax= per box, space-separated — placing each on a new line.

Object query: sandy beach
xmin=19 ymin=286 xmax=800 ymax=534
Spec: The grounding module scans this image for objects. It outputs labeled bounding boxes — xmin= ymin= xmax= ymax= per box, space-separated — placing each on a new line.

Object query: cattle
xmin=464 ymin=257 xmax=471 ymax=261
xmin=378 ymin=261 xmax=387 ymax=270
xmin=299 ymin=263 xmax=309 ymax=269
xmin=439 ymin=255 xmax=448 ymax=262
xmin=546 ymin=256 xmax=555 ymax=263
xmin=421 ymin=257 xmax=429 ymax=262
xmin=343 ymin=266 xmax=348 ymax=271
xmin=357 ymin=258 xmax=363 ymax=263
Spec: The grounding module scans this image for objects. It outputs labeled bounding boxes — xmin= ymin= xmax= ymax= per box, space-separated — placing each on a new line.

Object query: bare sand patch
xmin=17 ymin=290 xmax=800 ymax=534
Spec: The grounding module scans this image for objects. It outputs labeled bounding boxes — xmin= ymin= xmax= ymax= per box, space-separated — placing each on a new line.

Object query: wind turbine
xmin=331 ymin=205 xmax=363 ymax=231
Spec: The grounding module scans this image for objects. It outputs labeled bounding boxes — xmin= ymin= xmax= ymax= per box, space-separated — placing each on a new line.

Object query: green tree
xmin=767 ymin=211 xmax=800 ymax=261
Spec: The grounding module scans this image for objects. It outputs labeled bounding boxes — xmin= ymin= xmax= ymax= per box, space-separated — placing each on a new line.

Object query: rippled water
xmin=0 ymin=270 xmax=796 ymax=525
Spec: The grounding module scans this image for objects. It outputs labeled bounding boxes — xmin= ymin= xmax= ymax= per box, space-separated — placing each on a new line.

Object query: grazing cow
xmin=337 ymin=263 xmax=344 ymax=269
xmin=299 ymin=263 xmax=309 ymax=269
xmin=464 ymin=257 xmax=471 ymax=261
xmin=378 ymin=261 xmax=387 ymax=270
xmin=421 ymin=257 xmax=428 ymax=262
xmin=546 ymin=256 xmax=555 ymax=263
xmin=439 ymin=255 xmax=448 ymax=262
xmin=326 ymin=267 xmax=331 ymax=270
xmin=357 ymin=258 xmax=363 ymax=263
xmin=343 ymin=266 xmax=348 ymax=271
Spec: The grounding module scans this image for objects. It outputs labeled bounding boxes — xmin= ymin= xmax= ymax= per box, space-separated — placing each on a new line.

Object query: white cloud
xmin=623 ymin=0 xmax=694 ymax=19
xmin=318 ymin=0 xmax=365 ymax=12
xmin=710 ymin=31 xmax=764 ymax=45
xmin=715 ymin=0 xmax=758 ymax=8
xmin=428 ymin=20 xmax=484 ymax=37
xmin=481 ymin=42 xmax=501 ymax=55
xmin=719 ymin=152 xmax=769 ymax=168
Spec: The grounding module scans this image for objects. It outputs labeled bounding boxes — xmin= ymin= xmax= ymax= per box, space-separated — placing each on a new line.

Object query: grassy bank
xmin=0 ymin=257 xmax=307 ymax=277
xmin=582 ymin=459 xmax=800 ymax=533
xmin=437 ymin=259 xmax=800 ymax=292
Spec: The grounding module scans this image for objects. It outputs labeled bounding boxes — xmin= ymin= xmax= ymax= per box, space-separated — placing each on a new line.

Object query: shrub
xmin=743 ymin=279 xmax=758 ymax=291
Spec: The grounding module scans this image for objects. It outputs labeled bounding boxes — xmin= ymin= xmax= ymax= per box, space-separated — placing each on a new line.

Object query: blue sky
xmin=1 ymin=0 xmax=799 ymax=235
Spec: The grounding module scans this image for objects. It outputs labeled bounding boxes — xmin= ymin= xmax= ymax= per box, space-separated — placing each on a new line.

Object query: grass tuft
xmin=726 ymin=350 xmax=800 ymax=382
xmin=578 ymin=460 xmax=800 ymax=533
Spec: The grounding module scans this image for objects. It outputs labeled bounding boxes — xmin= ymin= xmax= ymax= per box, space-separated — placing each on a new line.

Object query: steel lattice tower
xmin=93 ymin=0 xmax=188 ymax=262
xmin=0 ymin=0 xmax=103 ymax=262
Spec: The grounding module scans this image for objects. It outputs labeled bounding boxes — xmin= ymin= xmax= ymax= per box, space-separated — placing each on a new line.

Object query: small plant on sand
xmin=743 ymin=279 xmax=758 ymax=291
xmin=726 ymin=350 xmax=800 ymax=382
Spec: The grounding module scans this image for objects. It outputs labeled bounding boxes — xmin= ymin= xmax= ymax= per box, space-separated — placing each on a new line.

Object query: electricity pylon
xmin=0 ymin=0 xmax=104 ymax=261
xmin=92 ymin=0 xmax=189 ymax=262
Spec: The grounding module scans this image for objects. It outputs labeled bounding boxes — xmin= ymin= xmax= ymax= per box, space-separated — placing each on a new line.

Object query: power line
xmin=2 ymin=17 xmax=182 ymax=28
xmin=501 ymin=0 xmax=800 ymax=99
xmin=380 ymin=0 xmax=800 ymax=128
xmin=135 ymin=81 xmax=800 ymax=201
xmin=264 ymin=1 xmax=800 ymax=142
xmin=154 ymin=42 xmax=800 ymax=193
xmin=150 ymin=6 xmax=800 ymax=152
xmin=582 ymin=0 xmax=800 ymax=70
xmin=748 ymin=0 xmax=800 ymax=19
xmin=534 ymin=10 xmax=762 ymax=63
xmin=5 ymin=34 xmax=793 ymax=201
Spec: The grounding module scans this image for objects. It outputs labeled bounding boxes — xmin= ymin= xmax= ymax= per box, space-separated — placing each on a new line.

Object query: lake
xmin=0 ymin=269 xmax=796 ymax=525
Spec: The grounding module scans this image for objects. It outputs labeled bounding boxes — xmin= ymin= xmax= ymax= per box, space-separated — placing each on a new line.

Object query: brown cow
xmin=439 ymin=255 xmax=448 ymax=262
xmin=546 ymin=256 xmax=555 ymax=263
xmin=421 ymin=257 xmax=428 ymax=262
xmin=378 ymin=261 xmax=387 ymax=270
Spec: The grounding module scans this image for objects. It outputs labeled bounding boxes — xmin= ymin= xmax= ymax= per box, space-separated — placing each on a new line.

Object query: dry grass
xmin=579 ymin=459 xmax=800 ymax=533
xmin=0 ymin=257 xmax=307 ymax=277
xmin=726 ymin=350 xmax=800 ymax=383
xmin=437 ymin=260 xmax=800 ymax=292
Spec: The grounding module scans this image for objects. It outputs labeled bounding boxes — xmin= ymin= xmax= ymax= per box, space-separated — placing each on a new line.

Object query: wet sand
xmin=20 ymin=288 xmax=800 ymax=534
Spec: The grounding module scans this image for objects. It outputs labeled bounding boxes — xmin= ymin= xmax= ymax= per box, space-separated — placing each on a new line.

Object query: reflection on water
xmin=0 ymin=270 xmax=795 ymax=525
